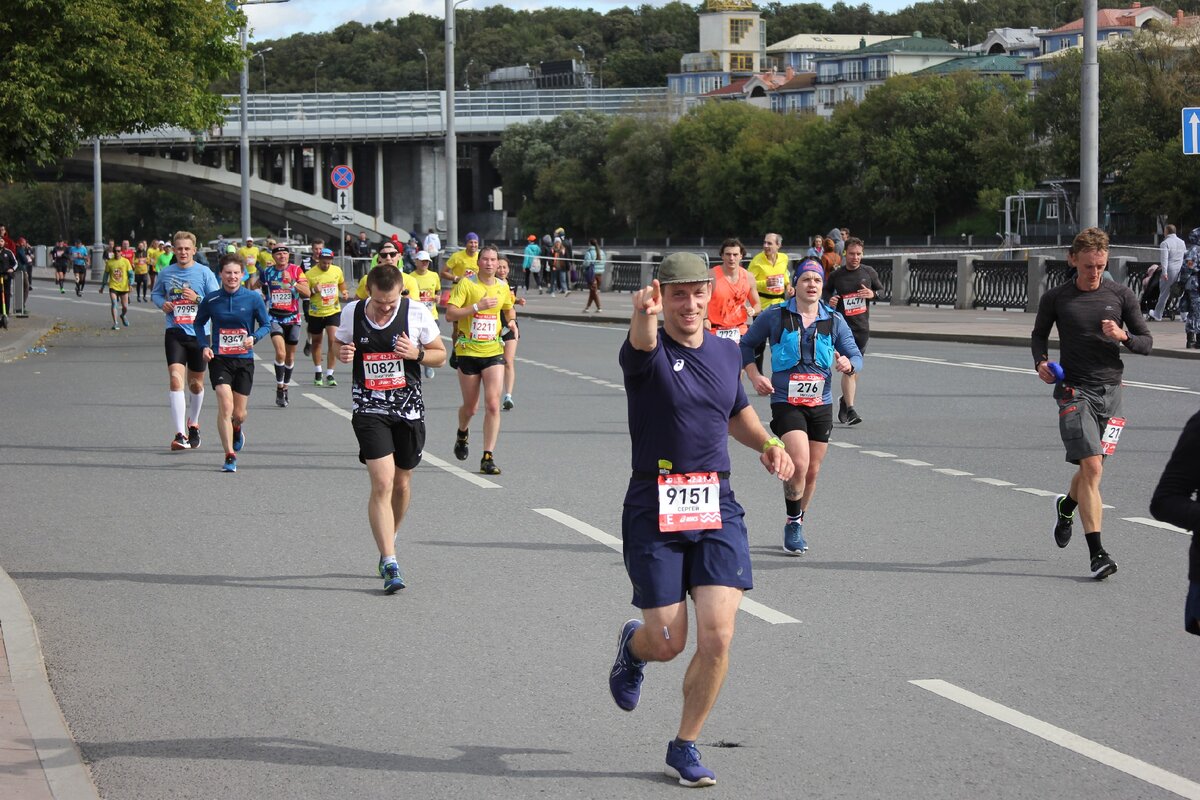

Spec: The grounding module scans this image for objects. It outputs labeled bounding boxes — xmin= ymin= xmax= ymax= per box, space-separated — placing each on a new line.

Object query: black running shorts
xmin=769 ymin=402 xmax=834 ymax=444
xmin=307 ymin=311 xmax=341 ymax=335
xmin=352 ymin=413 xmax=425 ymax=468
xmin=165 ymin=329 xmax=207 ymax=373
xmin=208 ymin=356 xmax=255 ymax=395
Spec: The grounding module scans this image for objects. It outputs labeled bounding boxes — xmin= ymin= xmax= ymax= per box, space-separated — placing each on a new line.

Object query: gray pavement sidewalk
xmin=0 ymin=278 xmax=1195 ymax=800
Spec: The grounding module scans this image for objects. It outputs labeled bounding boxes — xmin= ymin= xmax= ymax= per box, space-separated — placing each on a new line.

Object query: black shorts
xmin=770 ymin=402 xmax=834 ymax=444
xmin=352 ymin=413 xmax=425 ymax=468
xmin=501 ymin=324 xmax=517 ymax=344
xmin=72 ymin=265 xmax=87 ymax=274
xmin=270 ymin=319 xmax=302 ymax=344
xmin=134 ymin=273 xmax=148 ymax=284
xmin=109 ymin=289 xmax=128 ymax=297
xmin=456 ymin=354 xmax=506 ymax=375
xmin=54 ymin=263 xmax=68 ymax=274
xmin=850 ymin=326 xmax=869 ymax=355
xmin=208 ymin=355 xmax=255 ymax=395
xmin=165 ymin=329 xmax=207 ymax=373
xmin=307 ymin=311 xmax=341 ymax=335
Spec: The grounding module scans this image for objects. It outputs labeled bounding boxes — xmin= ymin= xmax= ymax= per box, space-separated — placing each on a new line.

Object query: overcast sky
xmin=244 ymin=0 xmax=913 ymax=40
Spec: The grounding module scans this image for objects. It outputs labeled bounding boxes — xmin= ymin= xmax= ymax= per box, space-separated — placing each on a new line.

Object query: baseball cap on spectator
xmin=465 ymin=232 xmax=479 ymax=242
xmin=416 ymin=250 xmax=431 ymax=262
xmin=246 ymin=237 xmax=254 ymax=243
xmin=527 ymin=234 xmax=537 ymax=242
xmin=320 ymin=248 xmax=333 ymax=257
xmin=225 ymin=245 xmax=237 ymax=254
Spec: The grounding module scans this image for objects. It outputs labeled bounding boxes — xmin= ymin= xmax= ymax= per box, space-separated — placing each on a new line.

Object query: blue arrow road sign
xmin=330 ymin=165 xmax=355 ymax=189
xmin=1183 ymin=108 xmax=1200 ymax=155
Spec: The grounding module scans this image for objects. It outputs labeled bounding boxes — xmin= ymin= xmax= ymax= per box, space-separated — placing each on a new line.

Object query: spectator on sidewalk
xmin=522 ymin=234 xmax=543 ymax=294
xmin=582 ymin=239 xmax=606 ymax=312
xmin=1150 ymin=224 xmax=1186 ymax=321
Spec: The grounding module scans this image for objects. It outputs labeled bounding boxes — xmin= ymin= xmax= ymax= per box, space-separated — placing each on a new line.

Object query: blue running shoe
xmin=222 ymin=455 xmax=237 ymax=473
xmin=664 ymin=740 xmax=717 ymax=787
xmin=382 ymin=561 xmax=405 ymax=594
xmin=232 ymin=426 xmax=245 ymax=452
xmin=609 ymin=619 xmax=645 ymax=711
xmin=783 ymin=519 xmax=807 ymax=555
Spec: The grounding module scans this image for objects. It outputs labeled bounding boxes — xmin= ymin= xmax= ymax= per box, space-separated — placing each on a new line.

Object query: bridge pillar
xmin=313 ymin=146 xmax=323 ymax=199
xmin=375 ymin=144 xmax=385 ymax=221
xmin=282 ymin=145 xmax=293 ymax=189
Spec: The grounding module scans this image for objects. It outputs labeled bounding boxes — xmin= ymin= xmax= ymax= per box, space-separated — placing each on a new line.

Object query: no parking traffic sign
xmin=330 ymin=165 xmax=355 ymax=189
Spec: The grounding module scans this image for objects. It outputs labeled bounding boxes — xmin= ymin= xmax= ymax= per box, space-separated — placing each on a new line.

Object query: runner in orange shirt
xmin=704 ymin=238 xmax=761 ymax=345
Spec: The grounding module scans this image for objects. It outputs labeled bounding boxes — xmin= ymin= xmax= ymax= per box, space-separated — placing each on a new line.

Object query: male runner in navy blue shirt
xmin=608 ymin=252 xmax=792 ymax=787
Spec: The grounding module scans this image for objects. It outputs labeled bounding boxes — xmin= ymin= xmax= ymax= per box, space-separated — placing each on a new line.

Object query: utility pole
xmin=1080 ymin=0 xmax=1099 ymax=228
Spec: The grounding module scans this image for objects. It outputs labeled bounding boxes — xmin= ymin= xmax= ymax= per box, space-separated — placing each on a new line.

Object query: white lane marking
xmin=532 ymin=507 xmax=801 ymax=625
xmin=933 ymin=468 xmax=973 ymax=477
xmin=1123 ymin=517 xmax=1191 ymax=536
xmin=534 ymin=318 xmax=625 ymax=331
xmin=1014 ymin=487 xmax=1060 ymax=497
xmin=38 ymin=292 xmax=159 ymax=314
xmin=911 ymin=679 xmax=1200 ymax=800
xmin=829 ymin=441 xmax=860 ymax=449
xmin=303 ymin=392 xmax=501 ymax=489
xmin=974 ymin=477 xmax=1016 ymax=487
xmin=872 ymin=352 xmax=1200 ymax=395
xmin=895 ymin=458 xmax=932 ymax=467
xmin=514 ymin=355 xmax=627 ymax=393
xmin=860 ymin=450 xmax=897 ymax=458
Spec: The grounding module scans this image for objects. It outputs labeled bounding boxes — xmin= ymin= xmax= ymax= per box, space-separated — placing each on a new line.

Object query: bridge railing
xmin=103 ymin=88 xmax=674 ymax=145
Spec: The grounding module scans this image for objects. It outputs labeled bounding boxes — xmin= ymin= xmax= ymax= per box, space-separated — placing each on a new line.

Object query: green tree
xmin=0 ymin=0 xmax=242 ymax=180
xmin=605 ymin=116 xmax=675 ymax=234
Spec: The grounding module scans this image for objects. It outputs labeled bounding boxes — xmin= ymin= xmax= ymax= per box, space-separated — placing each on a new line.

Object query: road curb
xmin=0 ymin=567 xmax=101 ymax=800
xmin=0 ymin=317 xmax=59 ymax=364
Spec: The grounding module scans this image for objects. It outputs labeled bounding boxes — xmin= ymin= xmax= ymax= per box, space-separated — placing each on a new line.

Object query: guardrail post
xmin=889 ymin=255 xmax=910 ymax=306
xmin=602 ymin=252 xmax=617 ymax=292
xmin=1026 ymin=254 xmax=1047 ymax=312
xmin=641 ymin=251 xmax=660 ymax=288
xmin=955 ymin=255 xmax=977 ymax=310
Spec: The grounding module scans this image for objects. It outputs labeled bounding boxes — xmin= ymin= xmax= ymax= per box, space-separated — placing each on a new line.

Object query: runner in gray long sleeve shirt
xmin=1031 ymin=227 xmax=1152 ymax=581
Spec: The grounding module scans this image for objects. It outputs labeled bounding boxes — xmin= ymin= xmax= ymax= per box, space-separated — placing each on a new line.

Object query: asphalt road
xmin=1 ymin=293 xmax=1197 ymax=799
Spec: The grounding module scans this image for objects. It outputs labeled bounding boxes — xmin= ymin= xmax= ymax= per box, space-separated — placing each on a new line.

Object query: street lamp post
xmin=237 ymin=0 xmax=289 ymax=243
xmin=253 ymin=46 xmax=272 ymax=93
xmin=314 ymin=60 xmax=325 ymax=93
xmin=576 ymin=44 xmax=587 ymax=87
xmin=417 ymin=47 xmax=429 ymax=92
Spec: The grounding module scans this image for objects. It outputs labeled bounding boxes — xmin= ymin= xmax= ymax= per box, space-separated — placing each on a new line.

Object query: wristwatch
xmin=762 ymin=436 xmax=785 ymax=452
xmin=416 ymin=343 xmax=426 ymax=363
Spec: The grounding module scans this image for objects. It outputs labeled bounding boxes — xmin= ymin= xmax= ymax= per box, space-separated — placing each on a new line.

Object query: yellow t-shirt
xmin=411 ymin=269 xmax=442 ymax=320
xmin=748 ymin=252 xmax=791 ymax=309
xmin=132 ymin=256 xmax=151 ymax=276
xmin=257 ymin=249 xmax=272 ymax=270
xmin=237 ymin=246 xmax=260 ymax=268
xmin=446 ymin=249 xmax=480 ymax=281
xmin=448 ymin=278 xmax=513 ymax=358
xmin=104 ymin=258 xmax=132 ymax=292
xmin=147 ymin=246 xmax=162 ymax=264
xmin=305 ymin=265 xmax=346 ymax=317
xmin=355 ymin=267 xmax=419 ymax=301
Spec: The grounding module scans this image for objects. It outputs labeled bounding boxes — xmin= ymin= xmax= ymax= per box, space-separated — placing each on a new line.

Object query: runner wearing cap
xmin=151 ymin=231 xmax=221 ymax=451
xmin=194 ymin=254 xmax=271 ymax=473
xmin=747 ymin=232 xmax=792 ymax=371
xmin=522 ymin=234 xmax=543 ymax=294
xmin=1032 ymin=227 xmax=1152 ymax=580
xmin=740 ymin=258 xmax=862 ymax=555
xmin=825 ymin=237 xmax=883 ymax=425
xmin=236 ymin=237 xmax=259 ymax=272
xmin=259 ymin=244 xmax=311 ymax=407
xmin=444 ymin=244 xmax=514 ymax=475
xmin=410 ymin=250 xmax=442 ymax=379
xmin=336 ymin=263 xmax=447 ymax=593
xmin=704 ymin=237 xmax=760 ymax=344
xmin=608 ymin=252 xmax=792 ymax=788
xmin=305 ymin=247 xmax=349 ymax=386
xmin=355 ymin=243 xmax=419 ymax=302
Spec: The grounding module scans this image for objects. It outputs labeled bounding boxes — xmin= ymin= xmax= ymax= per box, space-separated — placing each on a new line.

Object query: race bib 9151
xmin=657 ymin=472 xmax=721 ymax=532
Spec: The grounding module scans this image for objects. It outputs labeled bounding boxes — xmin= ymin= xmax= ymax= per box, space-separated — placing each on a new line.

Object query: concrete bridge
xmin=54 ymin=88 xmax=673 ymax=242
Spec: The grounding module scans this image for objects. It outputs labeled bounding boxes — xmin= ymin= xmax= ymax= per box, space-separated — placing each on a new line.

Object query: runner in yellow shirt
xmin=236 ymin=238 xmax=260 ymax=271
xmin=101 ymin=249 xmax=132 ymax=329
xmin=132 ymin=248 xmax=153 ymax=302
xmin=440 ymin=232 xmax=481 ymax=284
xmin=747 ymin=232 xmax=792 ymax=371
xmin=444 ymin=244 xmax=515 ymax=475
xmin=410 ymin=250 xmax=443 ymax=379
xmin=304 ymin=248 xmax=349 ymax=386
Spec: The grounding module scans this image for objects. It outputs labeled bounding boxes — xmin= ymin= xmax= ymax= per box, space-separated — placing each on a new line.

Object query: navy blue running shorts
xmin=621 ymin=478 xmax=752 ymax=609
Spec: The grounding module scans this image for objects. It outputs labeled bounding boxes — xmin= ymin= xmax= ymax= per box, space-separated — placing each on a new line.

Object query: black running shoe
xmin=480 ymin=455 xmax=501 ymax=475
xmin=303 ymin=340 xmax=311 ymax=357
xmin=170 ymin=432 xmax=190 ymax=451
xmin=1053 ymin=494 xmax=1074 ymax=548
xmin=1090 ymin=551 xmax=1118 ymax=580
xmin=846 ymin=406 xmax=863 ymax=425
xmin=275 ymin=387 xmax=286 ymax=407
xmin=187 ymin=425 xmax=201 ymax=449
xmin=454 ymin=435 xmax=469 ymax=461
xmin=282 ymin=387 xmax=289 ymax=407
xmin=837 ymin=397 xmax=848 ymax=424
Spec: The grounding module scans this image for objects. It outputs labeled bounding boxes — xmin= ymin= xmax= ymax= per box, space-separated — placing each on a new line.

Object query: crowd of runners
xmin=26 ymin=222 xmax=1194 ymax=788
